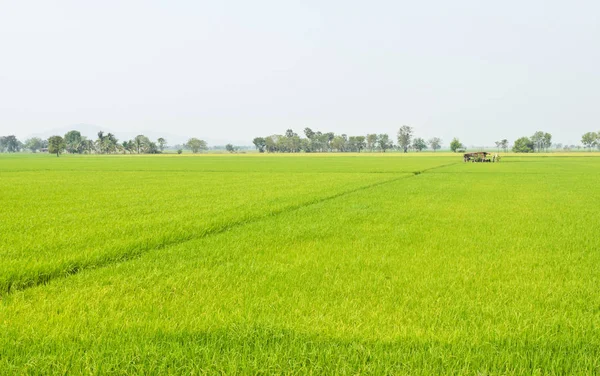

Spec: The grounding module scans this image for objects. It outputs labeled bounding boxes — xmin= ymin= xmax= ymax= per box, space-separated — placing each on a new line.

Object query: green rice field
xmin=1 ymin=153 xmax=600 ymax=374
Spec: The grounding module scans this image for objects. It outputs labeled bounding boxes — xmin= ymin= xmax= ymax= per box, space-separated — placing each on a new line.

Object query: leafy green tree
xmin=96 ymin=131 xmax=106 ymax=153
xmin=304 ymin=127 xmax=315 ymax=140
xmin=106 ymin=133 xmax=119 ymax=153
xmin=397 ymin=125 xmax=413 ymax=153
xmin=450 ymin=138 xmax=463 ymax=152
xmin=252 ymin=137 xmax=266 ymax=153
xmin=48 ymin=136 xmax=66 ymax=157
xmin=324 ymin=132 xmax=334 ymax=151
xmin=377 ymin=134 xmax=393 ymax=152
xmin=428 ymin=137 xmax=442 ymax=152
xmin=512 ymin=137 xmax=534 ymax=153
xmin=366 ymin=134 xmax=378 ymax=152
xmin=157 ymin=138 xmax=167 ymax=152
xmin=225 ymin=144 xmax=236 ymax=153
xmin=0 ymin=135 xmax=21 ymax=152
xmin=95 ymin=132 xmax=118 ymax=154
xmin=581 ymin=132 xmax=598 ymax=151
xmin=133 ymin=135 xmax=150 ymax=154
xmin=185 ymin=138 xmax=208 ymax=153
xmin=265 ymin=136 xmax=278 ymax=153
xmin=412 ymin=137 xmax=427 ymax=152
xmin=543 ymin=133 xmax=552 ymax=152
xmin=331 ymin=135 xmax=348 ymax=152
xmin=348 ymin=136 xmax=366 ymax=152
xmin=145 ymin=141 xmax=159 ymax=154
xmin=24 ymin=137 xmax=43 ymax=153
xmin=64 ymin=130 xmax=82 ymax=153
xmin=79 ymin=138 xmax=93 ymax=154
xmin=530 ymin=131 xmax=551 ymax=152
xmin=531 ymin=131 xmax=544 ymax=152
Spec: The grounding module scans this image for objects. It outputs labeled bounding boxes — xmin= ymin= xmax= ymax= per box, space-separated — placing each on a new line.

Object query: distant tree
xmin=581 ymin=132 xmax=598 ymax=151
xmin=397 ymin=125 xmax=413 ymax=153
xmin=450 ymin=138 xmax=464 ymax=153
xmin=133 ymin=135 xmax=150 ymax=154
xmin=122 ymin=141 xmax=131 ymax=154
xmin=377 ymin=134 xmax=393 ymax=152
xmin=348 ymin=136 xmax=366 ymax=152
xmin=252 ymin=137 xmax=266 ymax=153
xmin=512 ymin=137 xmax=534 ymax=153
xmin=48 ymin=136 xmax=66 ymax=157
xmin=366 ymin=134 xmax=378 ymax=152
xmin=146 ymin=141 xmax=159 ymax=154
xmin=428 ymin=137 xmax=442 ymax=152
xmin=531 ymin=131 xmax=543 ymax=152
xmin=24 ymin=137 xmax=43 ymax=153
xmin=500 ymin=139 xmax=509 ymax=152
xmin=157 ymin=138 xmax=167 ymax=152
xmin=304 ymin=127 xmax=315 ymax=140
xmin=177 ymin=149 xmax=183 ymax=154
xmin=0 ymin=135 xmax=21 ymax=153
xmin=64 ymin=130 xmax=82 ymax=153
xmin=225 ymin=144 xmax=236 ymax=153
xmin=331 ymin=135 xmax=347 ymax=152
xmin=95 ymin=131 xmax=118 ymax=154
xmin=325 ymin=132 xmax=335 ymax=151
xmin=543 ymin=133 xmax=552 ymax=152
xmin=287 ymin=133 xmax=302 ymax=152
xmin=106 ymin=133 xmax=119 ymax=153
xmin=412 ymin=137 xmax=427 ymax=152
xmin=530 ymin=131 xmax=551 ymax=152
xmin=265 ymin=135 xmax=278 ymax=153
xmin=185 ymin=138 xmax=208 ymax=153
xmin=96 ymin=131 xmax=106 ymax=153
xmin=299 ymin=138 xmax=310 ymax=152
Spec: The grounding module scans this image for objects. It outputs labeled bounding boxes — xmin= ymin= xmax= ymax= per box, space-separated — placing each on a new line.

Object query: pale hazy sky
xmin=1 ymin=0 xmax=598 ymax=145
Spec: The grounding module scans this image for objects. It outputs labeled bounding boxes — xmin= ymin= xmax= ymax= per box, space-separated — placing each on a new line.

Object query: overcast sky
xmin=1 ymin=0 xmax=598 ymax=146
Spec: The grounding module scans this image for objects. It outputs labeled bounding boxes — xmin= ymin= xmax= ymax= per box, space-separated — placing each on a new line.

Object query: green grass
xmin=1 ymin=153 xmax=600 ymax=374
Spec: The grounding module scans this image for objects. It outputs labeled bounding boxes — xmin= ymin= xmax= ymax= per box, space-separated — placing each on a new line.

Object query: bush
xmin=513 ymin=137 xmax=534 ymax=153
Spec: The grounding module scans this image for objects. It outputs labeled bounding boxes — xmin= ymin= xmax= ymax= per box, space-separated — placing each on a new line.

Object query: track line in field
xmin=2 ymin=162 xmax=458 ymax=297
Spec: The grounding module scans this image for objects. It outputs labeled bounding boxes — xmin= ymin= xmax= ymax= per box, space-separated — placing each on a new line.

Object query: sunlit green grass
xmin=1 ymin=153 xmax=600 ymax=374
xmin=1 ymin=154 xmax=423 ymax=294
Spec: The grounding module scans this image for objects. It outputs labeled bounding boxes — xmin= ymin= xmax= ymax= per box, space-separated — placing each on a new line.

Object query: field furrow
xmin=1 ymin=171 xmax=419 ymax=295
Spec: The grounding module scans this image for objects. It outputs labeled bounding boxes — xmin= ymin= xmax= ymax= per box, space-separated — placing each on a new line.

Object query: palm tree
xmin=96 ymin=131 xmax=106 ymax=154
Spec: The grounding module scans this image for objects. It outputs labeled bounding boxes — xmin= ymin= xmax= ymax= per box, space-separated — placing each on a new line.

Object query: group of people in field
xmin=463 ymin=152 xmax=500 ymax=163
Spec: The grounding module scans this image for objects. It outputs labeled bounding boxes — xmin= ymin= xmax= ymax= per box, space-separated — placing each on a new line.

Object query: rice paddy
xmin=1 ymin=153 xmax=600 ymax=374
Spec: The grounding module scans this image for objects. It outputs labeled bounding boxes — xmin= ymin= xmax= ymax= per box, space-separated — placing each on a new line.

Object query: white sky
xmin=1 ymin=0 xmax=599 ymax=145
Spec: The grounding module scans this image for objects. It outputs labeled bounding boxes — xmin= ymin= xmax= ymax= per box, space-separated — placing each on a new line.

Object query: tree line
xmin=2 ymin=128 xmax=599 ymax=155
xmin=252 ymin=126 xmax=445 ymax=153
xmin=509 ymin=131 xmax=600 ymax=153
xmin=0 ymin=131 xmax=209 ymax=156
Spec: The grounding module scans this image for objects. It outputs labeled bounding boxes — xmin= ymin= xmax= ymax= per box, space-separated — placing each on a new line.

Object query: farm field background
xmin=1 ymin=153 xmax=600 ymax=374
